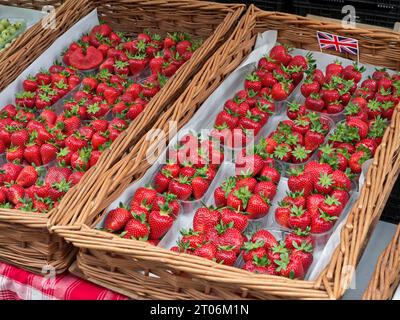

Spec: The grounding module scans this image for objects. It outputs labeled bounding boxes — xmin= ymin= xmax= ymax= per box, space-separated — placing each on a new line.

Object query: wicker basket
xmin=362 ymin=224 xmax=400 ymax=300
xmin=0 ymin=0 xmax=244 ymax=274
xmin=50 ymin=5 xmax=400 ymax=299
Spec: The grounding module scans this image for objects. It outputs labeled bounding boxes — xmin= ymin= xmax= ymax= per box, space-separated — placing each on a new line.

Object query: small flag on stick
xmin=316 ymin=31 xmax=359 ymax=63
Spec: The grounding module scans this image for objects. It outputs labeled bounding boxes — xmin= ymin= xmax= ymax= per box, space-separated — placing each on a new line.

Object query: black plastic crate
xmin=246 ymin=0 xmax=290 ymax=11
xmin=381 ymin=177 xmax=400 ymax=224
xmin=293 ymin=0 xmax=400 ymax=29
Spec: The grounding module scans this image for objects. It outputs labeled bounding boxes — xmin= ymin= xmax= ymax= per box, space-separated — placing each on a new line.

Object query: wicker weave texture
xmin=0 ymin=0 xmax=244 ymax=274
xmin=363 ymin=224 xmax=400 ymax=300
xmin=51 ymin=6 xmax=400 ymax=299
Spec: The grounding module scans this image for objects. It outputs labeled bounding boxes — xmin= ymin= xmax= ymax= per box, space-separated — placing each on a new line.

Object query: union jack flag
xmin=316 ymin=31 xmax=359 ymax=55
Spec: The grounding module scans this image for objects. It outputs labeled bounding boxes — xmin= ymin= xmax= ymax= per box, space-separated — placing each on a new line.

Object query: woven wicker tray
xmin=0 ymin=0 xmax=244 ymax=274
xmin=50 ymin=5 xmax=400 ymax=299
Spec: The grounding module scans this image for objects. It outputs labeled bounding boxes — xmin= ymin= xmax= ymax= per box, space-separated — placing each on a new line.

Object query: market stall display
xmin=0 ymin=0 xmax=244 ymax=274
xmin=50 ymin=6 xmax=400 ymax=300
xmin=362 ymin=223 xmax=400 ymax=300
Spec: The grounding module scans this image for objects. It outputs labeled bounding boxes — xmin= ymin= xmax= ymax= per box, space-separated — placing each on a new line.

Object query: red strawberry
xmin=288 ymin=205 xmax=311 ymax=230
xmin=5 ymin=184 xmax=25 ymax=205
xmin=235 ymin=154 xmax=264 ymax=177
xmin=275 ymin=202 xmax=291 ymax=228
xmin=276 ymin=253 xmax=305 ymax=279
xmin=15 ymin=166 xmax=38 ymax=187
xmin=226 ymin=186 xmax=252 ymax=211
xmin=194 ymin=243 xmax=217 ymax=260
xmin=259 ymin=165 xmax=280 ymax=184
xmin=168 ymin=175 xmax=193 ymax=200
xmin=149 ymin=203 xmax=175 ymax=240
xmin=191 ymin=176 xmax=209 ymax=200
xmin=310 ymin=211 xmax=337 ymax=234
xmin=242 ymin=241 xmax=266 ymax=262
xmin=306 ymin=194 xmax=325 ymax=215
xmin=332 ymin=170 xmax=351 ymax=191
xmin=319 ymin=195 xmax=343 ymax=217
xmin=247 ymin=194 xmax=270 ymax=220
xmin=315 ymin=173 xmax=333 ymax=195
xmin=214 ymin=176 xmax=236 ymax=207
xmin=220 ymin=207 xmax=248 ymax=232
xmin=215 ymin=246 xmax=237 ymax=266
xmin=251 ymin=229 xmax=278 ymax=250
xmin=123 ymin=213 xmax=149 ymax=241
xmin=132 ymin=187 xmax=157 ymax=207
xmin=193 ymin=207 xmax=221 ymax=233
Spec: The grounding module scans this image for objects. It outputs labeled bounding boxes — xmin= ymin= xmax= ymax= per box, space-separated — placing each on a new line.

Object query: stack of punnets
xmin=0 ymin=0 xmax=244 ymax=274
xmin=363 ymin=224 xmax=400 ymax=300
xmin=48 ymin=5 xmax=400 ymax=300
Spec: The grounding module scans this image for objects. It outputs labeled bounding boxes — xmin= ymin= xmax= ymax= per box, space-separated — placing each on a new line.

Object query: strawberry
xmin=243 ymin=255 xmax=277 ymax=275
xmin=194 ymin=243 xmax=217 ymax=260
xmin=319 ymin=195 xmax=343 ymax=217
xmin=123 ymin=213 xmax=149 ymax=241
xmin=5 ymin=184 xmax=25 ymax=205
xmin=283 ymin=191 xmax=306 ymax=208
xmin=271 ymin=82 xmax=289 ymax=101
xmin=1 ymin=162 xmax=23 ymax=182
xmin=315 ymin=173 xmax=333 ymax=195
xmin=287 ymin=168 xmax=313 ymax=196
xmin=349 ymin=149 xmax=370 ymax=174
xmin=259 ymin=164 xmax=280 ymax=184
xmin=149 ymin=203 xmax=175 ymax=240
xmin=301 ymin=78 xmax=320 ymax=97
xmin=214 ymin=176 xmax=236 ymax=207
xmin=247 ymin=193 xmax=270 ymax=219
xmin=310 ymin=211 xmax=337 ymax=234
xmin=191 ymin=176 xmax=209 ymax=200
xmin=306 ymin=193 xmax=325 ymax=215
xmin=40 ymin=144 xmax=58 ymax=165
xmin=69 ymin=46 xmax=104 ymax=70
xmin=254 ymin=181 xmax=276 ymax=200
xmin=68 ymin=171 xmax=84 ymax=186
xmin=235 ymin=154 xmax=264 ymax=177
xmin=331 ymin=189 xmax=350 ymax=207
xmin=286 ymin=102 xmax=307 ymax=120
xmin=269 ymin=45 xmax=291 ymax=66
xmin=193 ymin=206 xmax=221 ymax=233
xmin=275 ymin=202 xmax=291 ymax=228
xmin=288 ymin=205 xmax=311 ymax=230
xmin=217 ymin=226 xmax=243 ymax=254
xmin=226 ymin=186 xmax=252 ymax=211
xmin=220 ymin=208 xmax=248 ymax=232
xmin=15 ymin=166 xmax=38 ymax=187
xmin=179 ymin=229 xmax=204 ymax=251
xmin=168 ymin=175 xmax=193 ymax=200
xmin=305 ymin=93 xmax=324 ymax=112
xmin=252 ymin=229 xmax=278 ymax=250
xmin=215 ymin=246 xmax=237 ymax=266
xmin=347 ymin=118 xmax=369 ymax=139
xmin=244 ymin=73 xmax=262 ymax=92
xmin=291 ymin=241 xmax=314 ymax=270
xmin=284 ymin=227 xmax=314 ymax=250
xmin=133 ymin=187 xmax=157 ymax=206
xmin=242 ymin=240 xmax=266 ymax=262
xmin=275 ymin=253 xmax=305 ymax=279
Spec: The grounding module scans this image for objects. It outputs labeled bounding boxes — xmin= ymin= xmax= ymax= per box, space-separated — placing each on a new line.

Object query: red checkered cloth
xmin=0 ymin=262 xmax=128 ymax=300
